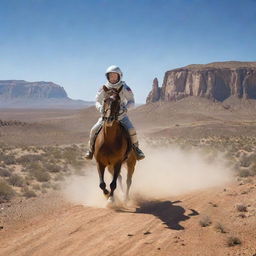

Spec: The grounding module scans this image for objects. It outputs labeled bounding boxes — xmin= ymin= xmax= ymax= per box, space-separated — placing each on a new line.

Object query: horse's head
xmin=102 ymin=85 xmax=123 ymax=127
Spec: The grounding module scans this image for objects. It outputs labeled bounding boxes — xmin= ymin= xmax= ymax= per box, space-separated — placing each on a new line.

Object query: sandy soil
xmin=1 ymin=100 xmax=256 ymax=256
xmin=0 ymin=178 xmax=256 ymax=256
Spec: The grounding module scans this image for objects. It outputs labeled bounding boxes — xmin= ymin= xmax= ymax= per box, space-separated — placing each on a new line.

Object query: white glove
xmin=99 ymin=105 xmax=104 ymax=114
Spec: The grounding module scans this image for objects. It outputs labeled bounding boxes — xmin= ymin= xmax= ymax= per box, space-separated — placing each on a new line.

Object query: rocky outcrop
xmin=146 ymin=78 xmax=161 ymax=103
xmin=147 ymin=61 xmax=256 ymax=103
xmin=0 ymin=80 xmax=68 ymax=99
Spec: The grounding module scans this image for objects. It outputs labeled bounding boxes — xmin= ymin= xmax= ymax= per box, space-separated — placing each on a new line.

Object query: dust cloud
xmin=61 ymin=143 xmax=234 ymax=208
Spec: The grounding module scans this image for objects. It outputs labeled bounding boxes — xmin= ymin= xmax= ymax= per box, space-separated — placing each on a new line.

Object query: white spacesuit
xmin=85 ymin=65 xmax=145 ymax=160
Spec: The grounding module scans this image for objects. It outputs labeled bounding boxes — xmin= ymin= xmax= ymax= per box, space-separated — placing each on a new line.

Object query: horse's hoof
xmin=106 ymin=196 xmax=116 ymax=208
xmin=103 ymin=190 xmax=109 ymax=198
xmin=107 ymin=196 xmax=115 ymax=203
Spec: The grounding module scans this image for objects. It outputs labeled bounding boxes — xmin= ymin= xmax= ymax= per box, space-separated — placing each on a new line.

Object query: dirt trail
xmin=1 ymin=181 xmax=256 ymax=256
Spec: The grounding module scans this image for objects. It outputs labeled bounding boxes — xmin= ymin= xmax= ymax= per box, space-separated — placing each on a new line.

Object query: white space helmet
xmin=105 ymin=65 xmax=123 ymax=85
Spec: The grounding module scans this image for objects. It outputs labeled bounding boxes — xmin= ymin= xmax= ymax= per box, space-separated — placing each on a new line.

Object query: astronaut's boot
xmin=85 ymin=133 xmax=95 ymax=160
xmin=132 ymin=142 xmax=145 ymax=160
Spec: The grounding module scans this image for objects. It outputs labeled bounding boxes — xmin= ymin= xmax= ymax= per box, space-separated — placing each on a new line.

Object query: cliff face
xmin=146 ymin=61 xmax=256 ymax=103
xmin=0 ymin=80 xmax=68 ymax=99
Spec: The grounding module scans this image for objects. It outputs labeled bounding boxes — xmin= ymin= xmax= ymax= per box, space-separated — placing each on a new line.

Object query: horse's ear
xmin=103 ymin=85 xmax=109 ymax=92
xmin=117 ymin=85 xmax=123 ymax=94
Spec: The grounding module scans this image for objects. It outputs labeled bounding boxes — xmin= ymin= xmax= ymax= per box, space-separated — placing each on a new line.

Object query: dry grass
xmin=8 ymin=174 xmax=25 ymax=187
xmin=214 ymin=222 xmax=227 ymax=233
xmin=199 ymin=216 xmax=212 ymax=227
xmin=226 ymin=236 xmax=241 ymax=247
xmin=0 ymin=179 xmax=16 ymax=202
xmin=0 ymin=142 xmax=90 ymax=201
xmin=236 ymin=204 xmax=247 ymax=212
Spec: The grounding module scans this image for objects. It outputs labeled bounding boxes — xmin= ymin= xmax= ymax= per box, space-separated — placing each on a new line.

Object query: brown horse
xmin=94 ymin=85 xmax=137 ymax=203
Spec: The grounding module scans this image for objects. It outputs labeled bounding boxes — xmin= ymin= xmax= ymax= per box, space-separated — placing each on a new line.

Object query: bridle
xmin=101 ymin=85 xmax=124 ymax=123
xmin=102 ymin=94 xmax=121 ymax=122
xmin=102 ymin=106 xmax=119 ymax=122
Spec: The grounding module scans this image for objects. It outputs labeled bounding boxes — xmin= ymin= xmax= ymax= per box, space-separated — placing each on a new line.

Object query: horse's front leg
xmin=109 ymin=162 xmax=122 ymax=202
xmin=97 ymin=162 xmax=109 ymax=197
xmin=118 ymin=174 xmax=124 ymax=192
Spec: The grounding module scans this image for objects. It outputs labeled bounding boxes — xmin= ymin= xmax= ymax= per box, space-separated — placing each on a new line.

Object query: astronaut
xmin=85 ymin=65 xmax=145 ymax=160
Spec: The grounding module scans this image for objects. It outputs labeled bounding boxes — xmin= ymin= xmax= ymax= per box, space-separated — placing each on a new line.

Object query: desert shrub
xmin=8 ymin=174 xmax=25 ymax=187
xmin=0 ymin=162 xmax=6 ymax=168
xmin=0 ymin=179 xmax=16 ymax=201
xmin=16 ymin=154 xmax=44 ymax=165
xmin=0 ymin=153 xmax=16 ymax=165
xmin=226 ymin=236 xmax=241 ymax=247
xmin=199 ymin=216 xmax=212 ymax=227
xmin=43 ymin=147 xmax=62 ymax=160
xmin=61 ymin=145 xmax=84 ymax=167
xmin=250 ymin=164 xmax=256 ymax=176
xmin=0 ymin=168 xmax=11 ymax=177
xmin=240 ymin=156 xmax=251 ymax=168
xmin=41 ymin=182 xmax=51 ymax=188
xmin=236 ymin=204 xmax=247 ymax=212
xmin=238 ymin=169 xmax=251 ymax=177
xmin=31 ymin=169 xmax=51 ymax=182
xmin=62 ymin=148 xmax=77 ymax=164
xmin=22 ymin=187 xmax=37 ymax=198
xmin=214 ymin=222 xmax=227 ymax=233
xmin=22 ymin=162 xmax=42 ymax=172
xmin=43 ymin=163 xmax=62 ymax=173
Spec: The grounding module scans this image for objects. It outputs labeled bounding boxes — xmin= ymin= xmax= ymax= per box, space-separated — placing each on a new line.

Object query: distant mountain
xmin=147 ymin=61 xmax=256 ymax=103
xmin=0 ymin=80 xmax=93 ymax=109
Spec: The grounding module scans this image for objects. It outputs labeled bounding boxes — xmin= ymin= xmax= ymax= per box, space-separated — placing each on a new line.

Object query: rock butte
xmin=147 ymin=61 xmax=256 ymax=103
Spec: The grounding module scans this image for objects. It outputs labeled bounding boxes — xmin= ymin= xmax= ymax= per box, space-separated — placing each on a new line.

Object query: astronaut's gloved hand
xmin=99 ymin=106 xmax=104 ymax=114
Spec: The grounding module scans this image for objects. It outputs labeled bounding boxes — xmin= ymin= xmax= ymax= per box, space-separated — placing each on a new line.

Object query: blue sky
xmin=0 ymin=0 xmax=256 ymax=103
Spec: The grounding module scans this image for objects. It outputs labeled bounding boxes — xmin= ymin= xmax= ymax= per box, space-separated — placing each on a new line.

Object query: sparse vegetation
xmin=0 ymin=168 xmax=11 ymax=177
xmin=0 ymin=143 xmax=91 ymax=200
xmin=199 ymin=216 xmax=212 ymax=227
xmin=0 ymin=179 xmax=16 ymax=201
xmin=0 ymin=153 xmax=16 ymax=165
xmin=44 ymin=163 xmax=62 ymax=173
xmin=16 ymin=154 xmax=44 ymax=165
xmin=1 ymin=135 xmax=254 ymax=202
xmin=226 ymin=236 xmax=241 ymax=247
xmin=236 ymin=204 xmax=247 ymax=212
xmin=8 ymin=174 xmax=25 ymax=187
xmin=32 ymin=168 xmax=51 ymax=182
xmin=214 ymin=222 xmax=227 ymax=233
xmin=22 ymin=187 xmax=37 ymax=198
xmin=238 ymin=169 xmax=251 ymax=177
